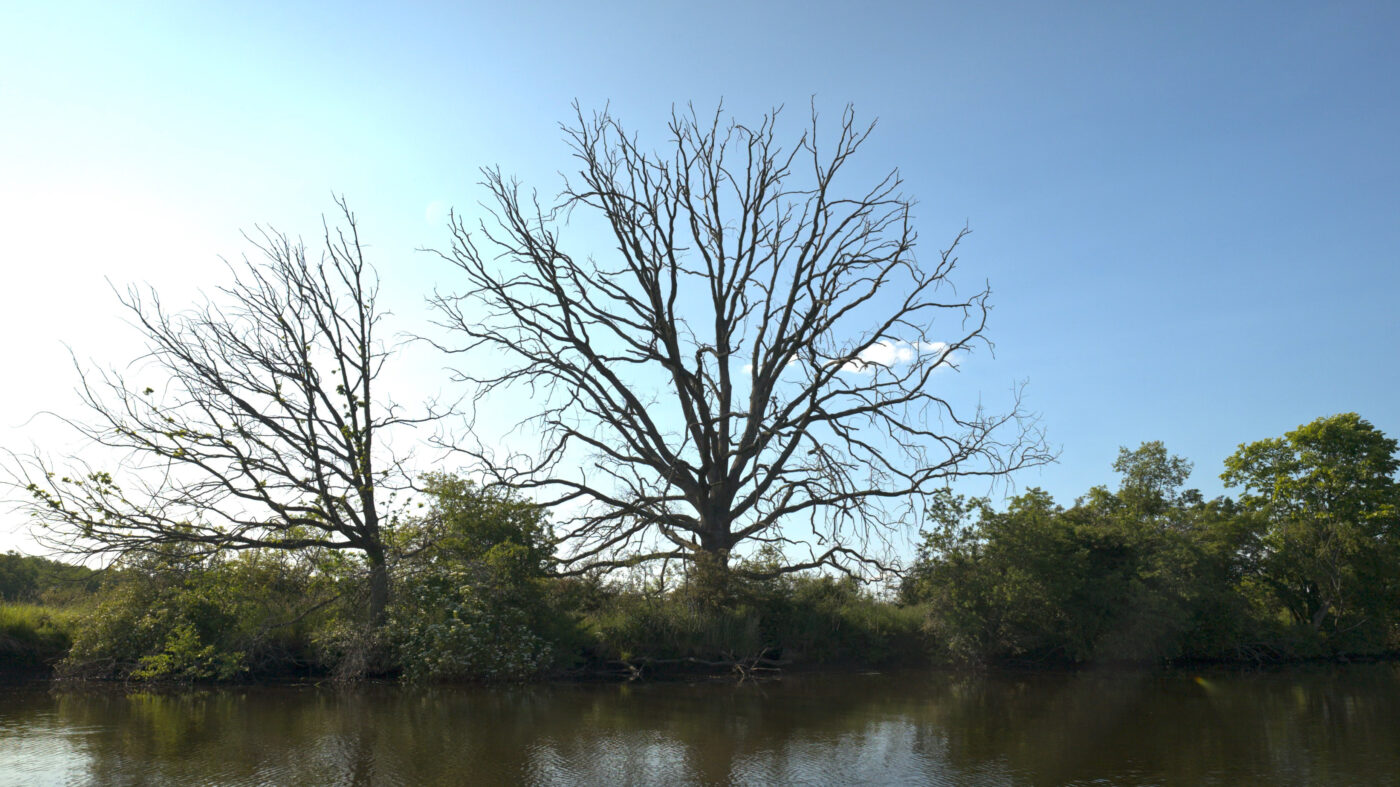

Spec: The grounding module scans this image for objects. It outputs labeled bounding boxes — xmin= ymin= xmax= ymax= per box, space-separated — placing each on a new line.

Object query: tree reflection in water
xmin=1 ymin=666 xmax=1397 ymax=785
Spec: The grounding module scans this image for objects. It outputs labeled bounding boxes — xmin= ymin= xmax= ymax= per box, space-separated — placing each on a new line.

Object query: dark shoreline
xmin=6 ymin=652 xmax=1398 ymax=691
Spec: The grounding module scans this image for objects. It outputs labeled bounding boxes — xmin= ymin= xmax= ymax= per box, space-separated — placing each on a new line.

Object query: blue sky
xmin=2 ymin=1 xmax=1397 ymax=552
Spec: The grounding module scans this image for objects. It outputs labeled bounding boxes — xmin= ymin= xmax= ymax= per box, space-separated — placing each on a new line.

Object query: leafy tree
xmin=16 ymin=200 xmax=420 ymax=626
xmin=907 ymin=488 xmax=1079 ymax=663
xmin=1106 ymin=441 xmax=1196 ymax=525
xmin=1069 ymin=444 xmax=1216 ymax=660
xmin=906 ymin=443 xmax=1238 ymax=664
xmin=1222 ymin=413 xmax=1400 ymax=642
xmin=430 ymin=103 xmax=1049 ymax=585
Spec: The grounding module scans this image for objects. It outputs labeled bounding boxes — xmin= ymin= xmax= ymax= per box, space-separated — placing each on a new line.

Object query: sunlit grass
xmin=0 ymin=602 xmax=81 ymax=669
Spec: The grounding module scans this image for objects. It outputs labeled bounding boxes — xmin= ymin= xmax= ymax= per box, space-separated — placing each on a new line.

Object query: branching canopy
xmin=15 ymin=200 xmax=416 ymax=620
xmin=431 ymin=105 xmax=1050 ymax=578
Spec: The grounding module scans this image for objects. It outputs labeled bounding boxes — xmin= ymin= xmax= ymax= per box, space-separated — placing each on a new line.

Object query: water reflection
xmin=2 ymin=666 xmax=1398 ymax=785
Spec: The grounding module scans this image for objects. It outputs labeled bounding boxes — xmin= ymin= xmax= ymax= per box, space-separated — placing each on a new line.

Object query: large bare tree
xmin=17 ymin=200 xmax=411 ymax=624
xmin=432 ymin=104 xmax=1049 ymax=581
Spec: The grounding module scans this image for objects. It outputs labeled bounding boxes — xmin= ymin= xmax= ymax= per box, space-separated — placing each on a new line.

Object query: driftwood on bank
xmin=596 ymin=648 xmax=790 ymax=683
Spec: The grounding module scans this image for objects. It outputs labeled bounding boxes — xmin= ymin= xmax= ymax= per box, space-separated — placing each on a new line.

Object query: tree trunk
xmin=689 ymin=524 xmax=732 ymax=607
xmin=1310 ymin=601 xmax=1330 ymax=633
xmin=366 ymin=544 xmax=389 ymax=628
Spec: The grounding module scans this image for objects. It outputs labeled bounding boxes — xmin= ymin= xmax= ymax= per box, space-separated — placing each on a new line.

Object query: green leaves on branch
xmin=1222 ymin=413 xmax=1399 ymax=640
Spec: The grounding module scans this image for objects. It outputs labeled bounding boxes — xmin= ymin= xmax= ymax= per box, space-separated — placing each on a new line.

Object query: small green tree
xmin=1100 ymin=442 xmax=1196 ymax=526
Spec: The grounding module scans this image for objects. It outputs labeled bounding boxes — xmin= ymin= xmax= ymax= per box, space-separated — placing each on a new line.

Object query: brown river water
xmin=2 ymin=665 xmax=1398 ymax=785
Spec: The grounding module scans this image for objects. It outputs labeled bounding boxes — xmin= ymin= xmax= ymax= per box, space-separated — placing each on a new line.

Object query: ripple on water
xmin=1 ymin=668 xmax=1399 ymax=786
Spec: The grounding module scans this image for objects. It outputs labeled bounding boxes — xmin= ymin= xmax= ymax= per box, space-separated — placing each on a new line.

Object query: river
xmin=2 ymin=665 xmax=1398 ymax=785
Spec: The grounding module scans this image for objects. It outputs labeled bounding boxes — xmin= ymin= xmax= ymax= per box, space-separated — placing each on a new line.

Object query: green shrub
xmin=586 ymin=589 xmax=763 ymax=663
xmin=130 ymin=621 xmax=243 ymax=682
xmin=388 ymin=563 xmax=553 ymax=683
xmin=385 ymin=474 xmax=567 ymax=683
xmin=61 ymin=550 xmax=339 ymax=681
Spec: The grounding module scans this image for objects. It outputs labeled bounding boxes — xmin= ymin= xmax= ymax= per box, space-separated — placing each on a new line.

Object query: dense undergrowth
xmin=0 ymin=549 xmax=935 ymax=682
xmin=4 ymin=415 xmax=1398 ymax=683
xmin=2 ymin=551 xmax=1395 ymax=683
xmin=0 ymin=551 xmax=96 ymax=672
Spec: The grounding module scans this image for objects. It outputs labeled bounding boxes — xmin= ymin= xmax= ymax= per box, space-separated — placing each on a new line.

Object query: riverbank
xmin=7 ymin=589 xmax=1397 ymax=688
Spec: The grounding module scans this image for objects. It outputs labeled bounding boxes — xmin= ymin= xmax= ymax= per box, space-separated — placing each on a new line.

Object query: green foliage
xmin=0 ymin=552 xmax=99 ymax=603
xmin=906 ymin=487 xmax=1126 ymax=664
xmin=386 ymin=474 xmax=562 ymax=682
xmin=585 ymin=587 xmax=764 ymax=664
xmin=47 ymin=475 xmax=573 ymax=684
xmin=907 ymin=420 xmax=1400 ymax=665
xmin=0 ymin=553 xmax=95 ymax=671
xmin=401 ymin=473 xmax=554 ymax=578
xmin=585 ymin=569 xmax=931 ymax=671
xmin=763 ymin=575 xmax=929 ymax=666
xmin=22 ymin=416 xmax=1396 ymax=680
xmin=62 ymin=549 xmax=338 ymax=682
xmin=906 ymin=448 xmax=1252 ymax=665
xmin=388 ymin=565 xmax=553 ymax=682
xmin=1223 ymin=413 xmax=1400 ymax=650
xmin=130 ymin=621 xmax=243 ymax=682
xmin=1111 ymin=441 xmax=1195 ymax=522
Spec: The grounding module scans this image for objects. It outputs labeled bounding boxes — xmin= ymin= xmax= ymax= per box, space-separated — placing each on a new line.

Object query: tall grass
xmin=0 ymin=602 xmax=80 ymax=670
xmin=581 ymin=575 xmax=934 ymax=674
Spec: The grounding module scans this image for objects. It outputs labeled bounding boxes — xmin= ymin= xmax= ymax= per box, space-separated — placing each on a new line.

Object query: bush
xmin=61 ymin=550 xmax=338 ymax=681
xmin=385 ymin=473 xmax=567 ymax=682
xmin=388 ymin=562 xmax=553 ymax=683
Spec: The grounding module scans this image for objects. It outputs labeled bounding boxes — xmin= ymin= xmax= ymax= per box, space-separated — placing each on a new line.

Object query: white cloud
xmin=841 ymin=340 xmax=952 ymax=374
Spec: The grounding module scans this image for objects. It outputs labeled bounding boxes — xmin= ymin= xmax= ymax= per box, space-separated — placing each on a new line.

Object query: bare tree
xmin=430 ymin=104 xmax=1050 ymax=583
xmin=17 ymin=199 xmax=412 ymax=625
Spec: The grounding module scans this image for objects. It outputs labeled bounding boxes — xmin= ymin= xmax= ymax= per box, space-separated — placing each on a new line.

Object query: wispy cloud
xmin=840 ymin=340 xmax=951 ymax=374
xmin=739 ymin=342 xmax=953 ymax=377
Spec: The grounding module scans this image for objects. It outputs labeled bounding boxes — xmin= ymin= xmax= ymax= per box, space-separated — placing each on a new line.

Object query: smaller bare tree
xmin=15 ymin=199 xmax=414 ymax=625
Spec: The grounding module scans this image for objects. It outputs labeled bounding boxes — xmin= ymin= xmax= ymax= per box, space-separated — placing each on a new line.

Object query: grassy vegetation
xmin=577 ymin=575 xmax=931 ymax=676
xmin=0 ymin=602 xmax=81 ymax=671
xmin=0 ymin=552 xmax=97 ymax=672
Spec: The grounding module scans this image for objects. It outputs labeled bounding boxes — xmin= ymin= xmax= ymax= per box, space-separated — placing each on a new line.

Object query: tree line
xmin=904 ymin=415 xmax=1399 ymax=665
